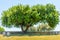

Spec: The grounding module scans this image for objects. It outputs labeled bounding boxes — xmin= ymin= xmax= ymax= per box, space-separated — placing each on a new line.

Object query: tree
xmin=27 ymin=26 xmax=37 ymax=32
xmin=1 ymin=4 xmax=59 ymax=32
xmin=37 ymin=23 xmax=52 ymax=32
xmin=0 ymin=27 xmax=5 ymax=32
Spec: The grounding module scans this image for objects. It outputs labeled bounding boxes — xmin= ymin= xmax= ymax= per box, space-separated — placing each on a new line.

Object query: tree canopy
xmin=1 ymin=4 xmax=59 ymax=32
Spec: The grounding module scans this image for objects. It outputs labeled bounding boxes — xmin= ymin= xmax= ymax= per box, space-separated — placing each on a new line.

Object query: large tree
xmin=1 ymin=4 xmax=59 ymax=32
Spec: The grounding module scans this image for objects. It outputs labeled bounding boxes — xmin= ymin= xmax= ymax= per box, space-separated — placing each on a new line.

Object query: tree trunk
xmin=21 ymin=26 xmax=24 ymax=32
xmin=21 ymin=24 xmax=30 ymax=33
xmin=24 ymin=26 xmax=30 ymax=32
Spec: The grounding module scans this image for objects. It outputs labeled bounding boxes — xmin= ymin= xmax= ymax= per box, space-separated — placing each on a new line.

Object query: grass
xmin=0 ymin=34 xmax=60 ymax=40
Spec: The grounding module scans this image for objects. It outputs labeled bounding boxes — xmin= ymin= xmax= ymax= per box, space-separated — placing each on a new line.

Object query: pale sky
xmin=0 ymin=0 xmax=60 ymax=31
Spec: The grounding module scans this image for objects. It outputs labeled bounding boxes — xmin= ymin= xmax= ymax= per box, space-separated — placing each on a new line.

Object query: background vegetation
xmin=0 ymin=27 xmax=5 ymax=32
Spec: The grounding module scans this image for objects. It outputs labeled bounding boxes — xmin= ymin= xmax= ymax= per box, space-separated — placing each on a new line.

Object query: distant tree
xmin=27 ymin=26 xmax=37 ymax=32
xmin=1 ymin=4 xmax=59 ymax=32
xmin=0 ymin=27 xmax=5 ymax=32
xmin=37 ymin=23 xmax=52 ymax=32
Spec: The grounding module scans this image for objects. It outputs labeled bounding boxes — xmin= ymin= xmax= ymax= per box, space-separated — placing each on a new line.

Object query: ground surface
xmin=0 ymin=34 xmax=60 ymax=40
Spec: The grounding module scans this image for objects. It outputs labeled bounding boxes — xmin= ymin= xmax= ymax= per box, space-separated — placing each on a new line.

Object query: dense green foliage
xmin=0 ymin=27 xmax=5 ymax=31
xmin=1 ymin=4 xmax=59 ymax=32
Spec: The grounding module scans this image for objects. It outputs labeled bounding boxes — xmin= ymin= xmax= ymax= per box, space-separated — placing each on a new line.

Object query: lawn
xmin=0 ymin=34 xmax=60 ymax=40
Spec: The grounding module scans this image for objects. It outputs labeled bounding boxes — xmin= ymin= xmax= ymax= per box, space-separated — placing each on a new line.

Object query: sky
xmin=0 ymin=0 xmax=60 ymax=31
